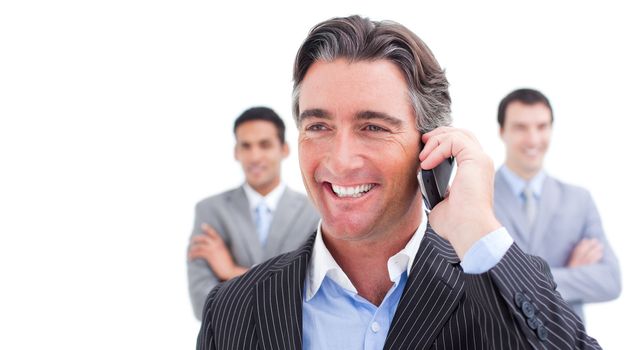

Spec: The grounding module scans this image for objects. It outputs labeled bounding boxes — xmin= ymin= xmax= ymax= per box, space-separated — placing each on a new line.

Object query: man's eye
xmin=306 ymin=124 xmax=327 ymax=131
xmin=365 ymin=124 xmax=386 ymax=132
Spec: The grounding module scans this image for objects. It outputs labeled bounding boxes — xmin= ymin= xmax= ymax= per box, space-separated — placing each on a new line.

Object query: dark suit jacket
xmin=197 ymin=227 xmax=600 ymax=349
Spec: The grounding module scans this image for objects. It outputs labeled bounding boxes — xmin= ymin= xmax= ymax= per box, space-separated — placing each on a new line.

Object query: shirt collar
xmin=499 ymin=165 xmax=545 ymax=198
xmin=243 ymin=181 xmax=286 ymax=212
xmin=305 ymin=206 xmax=428 ymax=301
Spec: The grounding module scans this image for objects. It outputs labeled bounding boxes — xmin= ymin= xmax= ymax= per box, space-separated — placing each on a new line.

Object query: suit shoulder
xmin=283 ymin=187 xmax=309 ymax=201
xmin=284 ymin=187 xmax=317 ymax=210
xmin=195 ymin=187 xmax=242 ymax=209
xmin=548 ymin=176 xmax=591 ymax=199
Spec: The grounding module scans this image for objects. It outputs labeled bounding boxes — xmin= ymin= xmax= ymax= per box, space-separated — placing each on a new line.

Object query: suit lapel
xmin=529 ymin=176 xmax=560 ymax=252
xmin=227 ymin=187 xmax=263 ymax=262
xmin=494 ymin=171 xmax=530 ymax=249
xmin=384 ymin=226 xmax=465 ymax=350
xmin=253 ymin=234 xmax=314 ymax=350
xmin=264 ymin=189 xmax=301 ymax=259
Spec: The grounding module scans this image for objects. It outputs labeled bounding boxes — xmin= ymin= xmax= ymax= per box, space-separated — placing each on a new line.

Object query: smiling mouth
xmin=523 ymin=148 xmax=541 ymax=157
xmin=327 ymin=182 xmax=376 ymax=198
xmin=247 ymin=165 xmax=265 ymax=174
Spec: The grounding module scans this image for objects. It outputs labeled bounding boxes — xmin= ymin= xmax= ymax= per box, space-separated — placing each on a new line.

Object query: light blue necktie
xmin=255 ymin=201 xmax=272 ymax=245
xmin=522 ymin=186 xmax=537 ymax=228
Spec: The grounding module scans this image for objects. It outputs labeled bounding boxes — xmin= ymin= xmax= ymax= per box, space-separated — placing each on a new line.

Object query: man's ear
xmin=417 ymin=139 xmax=424 ymax=172
xmin=234 ymin=145 xmax=239 ymax=161
xmin=499 ymin=127 xmax=505 ymax=141
xmin=282 ymin=143 xmax=290 ymax=159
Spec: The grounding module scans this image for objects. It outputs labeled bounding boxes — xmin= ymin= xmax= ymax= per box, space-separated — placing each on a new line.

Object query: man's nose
xmin=249 ymin=146 xmax=263 ymax=161
xmin=326 ymin=130 xmax=364 ymax=176
xmin=524 ymin=128 xmax=542 ymax=145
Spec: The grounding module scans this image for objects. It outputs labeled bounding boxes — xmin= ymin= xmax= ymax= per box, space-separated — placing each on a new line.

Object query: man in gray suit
xmin=493 ymin=88 xmax=621 ymax=321
xmin=187 ymin=106 xmax=319 ymax=320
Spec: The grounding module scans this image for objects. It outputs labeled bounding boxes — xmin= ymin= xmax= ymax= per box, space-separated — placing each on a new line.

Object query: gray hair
xmin=292 ymin=15 xmax=451 ymax=133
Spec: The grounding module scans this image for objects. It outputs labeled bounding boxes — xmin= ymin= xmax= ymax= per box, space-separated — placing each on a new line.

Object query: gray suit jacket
xmin=187 ymin=185 xmax=319 ymax=320
xmin=494 ymin=170 xmax=621 ymax=320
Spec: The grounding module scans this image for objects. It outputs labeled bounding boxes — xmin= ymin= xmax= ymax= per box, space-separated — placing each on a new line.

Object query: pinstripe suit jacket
xmin=197 ymin=227 xmax=601 ymax=349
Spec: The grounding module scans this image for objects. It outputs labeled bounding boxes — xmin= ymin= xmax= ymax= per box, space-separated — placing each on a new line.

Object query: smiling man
xmin=187 ymin=107 xmax=319 ymax=320
xmin=493 ymin=88 xmax=621 ymax=323
xmin=197 ymin=16 xmax=601 ymax=349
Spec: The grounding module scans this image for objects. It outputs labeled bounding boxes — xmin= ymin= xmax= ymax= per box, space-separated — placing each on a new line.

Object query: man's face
xmin=234 ymin=120 xmax=288 ymax=195
xmin=297 ymin=59 xmax=422 ymax=241
xmin=500 ymin=101 xmax=553 ymax=176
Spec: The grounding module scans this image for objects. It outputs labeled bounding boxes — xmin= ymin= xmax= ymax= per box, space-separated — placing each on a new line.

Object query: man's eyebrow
xmin=299 ymin=108 xmax=331 ymax=121
xmin=356 ymin=110 xmax=403 ymax=127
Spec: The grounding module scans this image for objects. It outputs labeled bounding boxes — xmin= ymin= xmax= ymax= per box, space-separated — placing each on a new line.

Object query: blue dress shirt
xmin=498 ymin=165 xmax=546 ymax=203
xmin=303 ymin=207 xmax=513 ymax=349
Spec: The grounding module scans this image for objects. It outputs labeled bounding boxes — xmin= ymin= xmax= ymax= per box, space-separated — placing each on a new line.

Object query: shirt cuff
xmin=460 ymin=227 xmax=513 ymax=274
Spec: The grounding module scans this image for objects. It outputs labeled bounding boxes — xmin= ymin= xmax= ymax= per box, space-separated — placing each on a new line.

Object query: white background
xmin=1 ymin=1 xmax=627 ymax=349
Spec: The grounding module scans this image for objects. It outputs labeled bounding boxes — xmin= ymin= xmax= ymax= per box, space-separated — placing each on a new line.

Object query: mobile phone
xmin=419 ymin=156 xmax=455 ymax=210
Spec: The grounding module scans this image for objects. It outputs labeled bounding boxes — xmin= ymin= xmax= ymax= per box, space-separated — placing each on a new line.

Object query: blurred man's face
xmin=500 ymin=101 xmax=552 ymax=178
xmin=297 ymin=59 xmax=423 ymax=242
xmin=234 ymin=120 xmax=288 ymax=195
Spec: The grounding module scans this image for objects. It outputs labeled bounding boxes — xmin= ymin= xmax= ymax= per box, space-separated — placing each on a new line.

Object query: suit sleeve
xmin=187 ymin=201 xmax=221 ymax=320
xmin=196 ymin=285 xmax=221 ymax=350
xmin=465 ymin=243 xmax=601 ymax=349
xmin=550 ymin=191 xmax=622 ymax=303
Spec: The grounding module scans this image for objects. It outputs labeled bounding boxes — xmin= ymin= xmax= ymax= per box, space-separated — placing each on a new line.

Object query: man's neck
xmin=504 ymin=161 xmax=541 ymax=181
xmin=322 ymin=209 xmax=423 ymax=306
xmin=249 ymin=178 xmax=281 ymax=197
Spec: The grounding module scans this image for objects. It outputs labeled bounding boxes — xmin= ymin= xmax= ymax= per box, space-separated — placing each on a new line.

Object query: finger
xmin=191 ymin=235 xmax=211 ymax=245
xmin=421 ymin=126 xmax=455 ymax=141
xmin=583 ymin=243 xmax=604 ymax=263
xmin=420 ymin=129 xmax=478 ymax=165
xmin=580 ymin=239 xmax=601 ymax=252
xmin=420 ymin=134 xmax=458 ymax=170
xmin=202 ymin=223 xmax=220 ymax=239
xmin=188 ymin=247 xmax=210 ymax=260
xmin=572 ymin=239 xmax=594 ymax=256
xmin=420 ymin=129 xmax=457 ymax=159
xmin=419 ymin=132 xmax=443 ymax=161
xmin=568 ymin=241 xmax=590 ymax=266
xmin=591 ymin=248 xmax=604 ymax=263
xmin=421 ymin=127 xmax=474 ymax=150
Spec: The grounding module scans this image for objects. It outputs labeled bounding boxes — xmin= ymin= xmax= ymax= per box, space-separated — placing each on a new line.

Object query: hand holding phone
xmin=419 ymin=127 xmax=501 ymax=258
xmin=419 ymin=156 xmax=455 ymax=210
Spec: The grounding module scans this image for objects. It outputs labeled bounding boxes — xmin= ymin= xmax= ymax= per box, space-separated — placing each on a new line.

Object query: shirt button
xmin=371 ymin=322 xmax=381 ymax=333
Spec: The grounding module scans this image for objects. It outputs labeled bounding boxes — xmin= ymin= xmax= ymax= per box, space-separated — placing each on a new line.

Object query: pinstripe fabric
xmin=197 ymin=227 xmax=601 ymax=349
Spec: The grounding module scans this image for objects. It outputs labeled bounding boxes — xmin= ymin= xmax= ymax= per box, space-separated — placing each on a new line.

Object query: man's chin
xmin=522 ymin=162 xmax=543 ymax=174
xmin=247 ymin=173 xmax=269 ymax=184
xmin=321 ymin=215 xmax=377 ymax=241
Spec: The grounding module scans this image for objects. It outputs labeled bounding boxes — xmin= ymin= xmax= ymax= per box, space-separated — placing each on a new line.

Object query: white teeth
xmin=331 ymin=184 xmax=374 ymax=198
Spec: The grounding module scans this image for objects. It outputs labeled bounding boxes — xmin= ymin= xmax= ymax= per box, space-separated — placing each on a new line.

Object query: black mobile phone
xmin=419 ymin=156 xmax=455 ymax=210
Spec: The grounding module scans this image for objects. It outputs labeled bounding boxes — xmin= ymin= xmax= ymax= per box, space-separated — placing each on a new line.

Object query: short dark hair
xmin=292 ymin=15 xmax=451 ymax=133
xmin=497 ymin=88 xmax=554 ymax=128
xmin=233 ymin=106 xmax=286 ymax=144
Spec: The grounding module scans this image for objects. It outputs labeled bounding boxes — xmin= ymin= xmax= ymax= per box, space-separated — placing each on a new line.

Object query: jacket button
xmin=514 ymin=292 xmax=526 ymax=307
xmin=521 ymin=301 xmax=535 ymax=318
xmin=527 ymin=316 xmax=543 ymax=330
xmin=527 ymin=317 xmax=538 ymax=330
xmin=537 ymin=325 xmax=548 ymax=341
